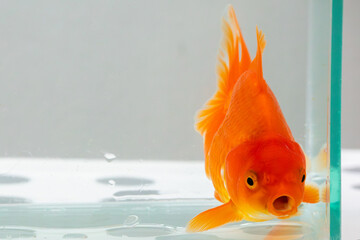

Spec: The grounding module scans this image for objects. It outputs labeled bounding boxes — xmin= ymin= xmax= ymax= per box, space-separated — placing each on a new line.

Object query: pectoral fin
xmin=303 ymin=183 xmax=320 ymax=203
xmin=186 ymin=200 xmax=242 ymax=232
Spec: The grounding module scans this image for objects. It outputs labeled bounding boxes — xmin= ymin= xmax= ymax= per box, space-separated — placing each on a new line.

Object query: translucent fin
xmin=209 ymin=137 xmax=230 ymax=203
xmin=264 ymin=222 xmax=302 ymax=240
xmin=320 ymin=183 xmax=330 ymax=203
xmin=214 ymin=190 xmax=226 ymax=203
xmin=315 ymin=144 xmax=328 ymax=170
xmin=195 ymin=5 xmax=251 ymax=177
xmin=249 ymin=26 xmax=266 ymax=80
xmin=186 ymin=201 xmax=242 ymax=232
xmin=303 ymin=183 xmax=320 ymax=203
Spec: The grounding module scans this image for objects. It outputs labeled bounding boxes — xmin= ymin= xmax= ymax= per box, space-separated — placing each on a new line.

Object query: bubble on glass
xmin=123 ymin=215 xmax=139 ymax=227
xmin=108 ymin=179 xmax=116 ymax=186
xmin=104 ymin=153 xmax=116 ymax=162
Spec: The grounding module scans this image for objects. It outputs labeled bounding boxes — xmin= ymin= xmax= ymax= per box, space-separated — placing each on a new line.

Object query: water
xmin=0 ymin=200 xmax=325 ymax=240
xmin=0 ymin=159 xmax=328 ymax=239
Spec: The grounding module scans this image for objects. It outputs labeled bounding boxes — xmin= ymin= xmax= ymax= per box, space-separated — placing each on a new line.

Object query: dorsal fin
xmin=228 ymin=6 xmax=251 ymax=74
xmin=249 ymin=26 xmax=266 ymax=79
xmin=195 ymin=5 xmax=251 ymax=177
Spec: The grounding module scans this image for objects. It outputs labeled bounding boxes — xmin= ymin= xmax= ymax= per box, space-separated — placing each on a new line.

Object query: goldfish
xmin=187 ymin=5 xmax=320 ymax=232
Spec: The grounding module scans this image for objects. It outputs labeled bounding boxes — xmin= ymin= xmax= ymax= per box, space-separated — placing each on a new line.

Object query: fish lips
xmin=267 ymin=194 xmax=298 ymax=218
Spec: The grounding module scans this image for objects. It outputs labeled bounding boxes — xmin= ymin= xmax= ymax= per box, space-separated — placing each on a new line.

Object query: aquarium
xmin=0 ymin=0 xmax=342 ymax=239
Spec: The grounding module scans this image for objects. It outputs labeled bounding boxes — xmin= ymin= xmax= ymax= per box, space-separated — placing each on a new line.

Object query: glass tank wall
xmin=0 ymin=0 xmax=342 ymax=239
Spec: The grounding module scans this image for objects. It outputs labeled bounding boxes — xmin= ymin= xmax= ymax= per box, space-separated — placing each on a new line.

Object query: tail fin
xmin=186 ymin=200 xmax=242 ymax=232
xmin=249 ymin=26 xmax=266 ymax=80
xmin=195 ymin=5 xmax=251 ymax=177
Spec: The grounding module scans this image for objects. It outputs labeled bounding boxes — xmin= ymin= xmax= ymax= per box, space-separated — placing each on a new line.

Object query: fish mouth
xmin=268 ymin=195 xmax=297 ymax=217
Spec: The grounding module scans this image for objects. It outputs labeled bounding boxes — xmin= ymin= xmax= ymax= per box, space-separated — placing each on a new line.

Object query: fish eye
xmin=247 ymin=177 xmax=254 ymax=186
xmin=300 ymin=169 xmax=306 ymax=183
xmin=245 ymin=172 xmax=257 ymax=190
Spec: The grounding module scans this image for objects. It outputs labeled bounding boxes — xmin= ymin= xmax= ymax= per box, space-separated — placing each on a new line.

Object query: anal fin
xmin=186 ymin=200 xmax=242 ymax=232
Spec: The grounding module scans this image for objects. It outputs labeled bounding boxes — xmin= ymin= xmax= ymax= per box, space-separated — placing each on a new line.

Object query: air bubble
xmin=108 ymin=180 xmax=116 ymax=186
xmin=123 ymin=215 xmax=139 ymax=227
xmin=104 ymin=153 xmax=116 ymax=162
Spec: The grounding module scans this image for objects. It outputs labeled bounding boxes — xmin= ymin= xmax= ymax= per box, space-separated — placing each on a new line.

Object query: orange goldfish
xmin=187 ymin=5 xmax=320 ymax=232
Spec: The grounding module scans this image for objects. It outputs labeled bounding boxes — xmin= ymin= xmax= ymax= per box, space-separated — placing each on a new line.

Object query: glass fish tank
xmin=0 ymin=0 xmax=342 ymax=239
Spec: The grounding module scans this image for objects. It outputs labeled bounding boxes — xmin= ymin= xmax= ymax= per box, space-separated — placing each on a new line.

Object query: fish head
xmin=225 ymin=136 xmax=306 ymax=220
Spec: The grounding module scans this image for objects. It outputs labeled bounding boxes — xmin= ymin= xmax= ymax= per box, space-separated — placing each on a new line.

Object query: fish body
xmin=187 ymin=5 xmax=319 ymax=232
